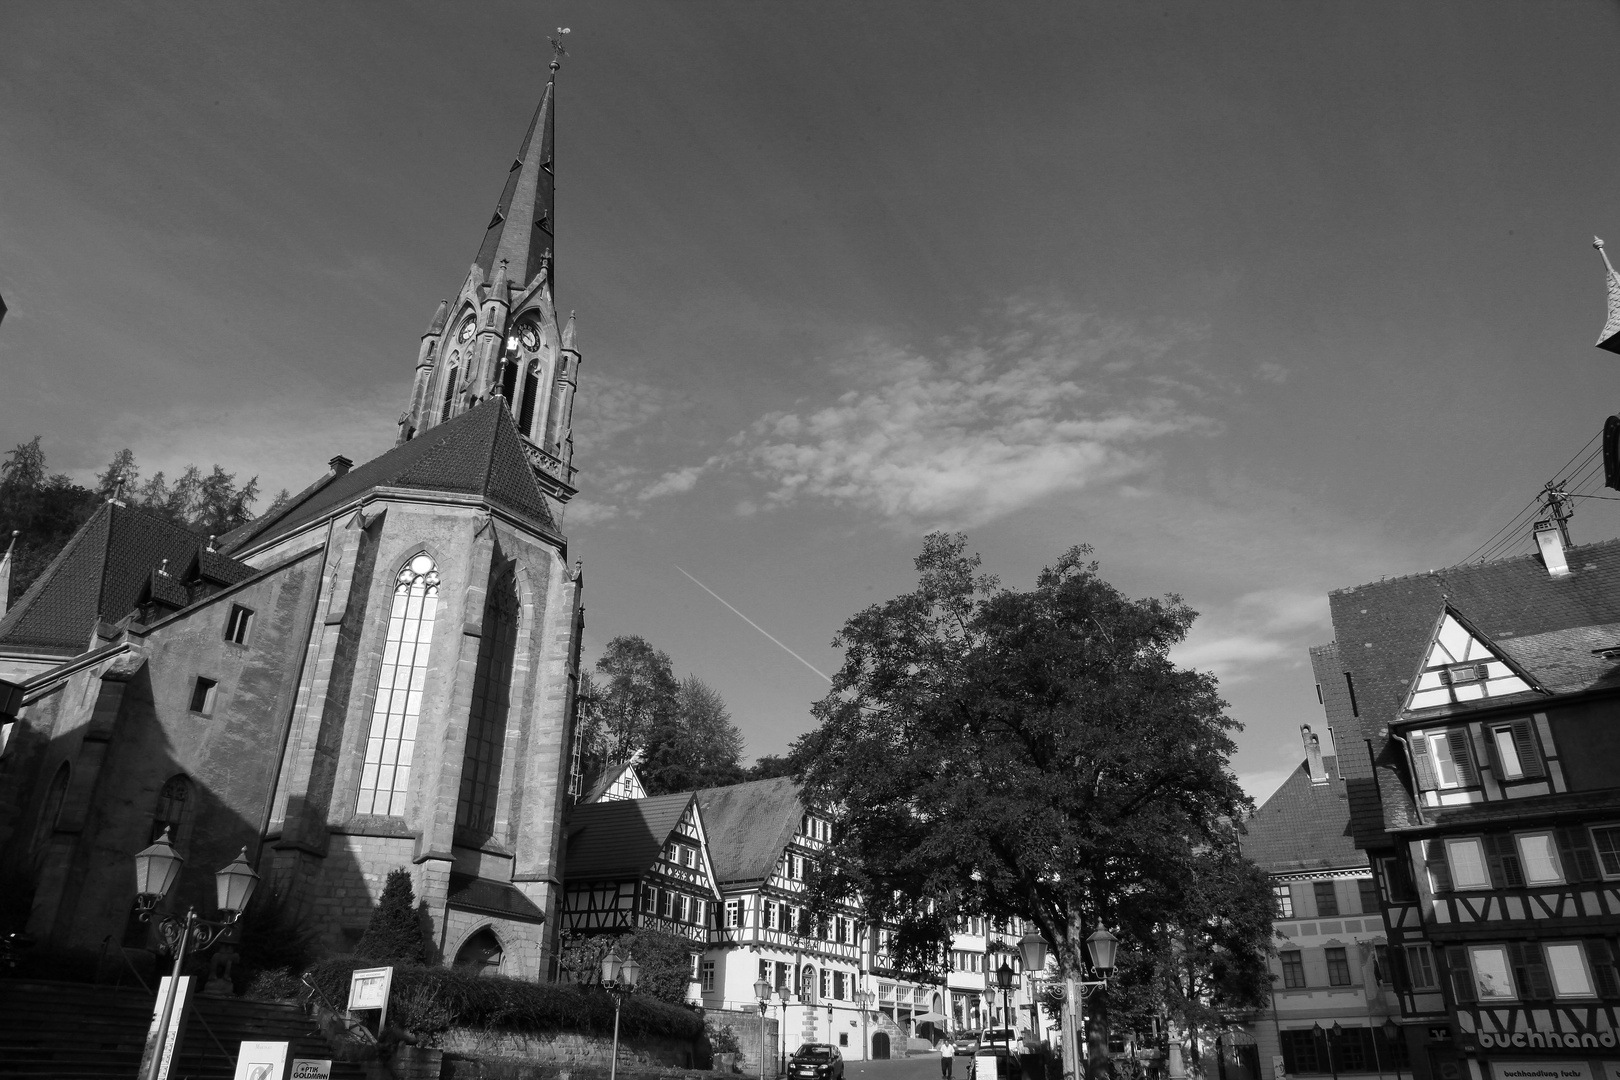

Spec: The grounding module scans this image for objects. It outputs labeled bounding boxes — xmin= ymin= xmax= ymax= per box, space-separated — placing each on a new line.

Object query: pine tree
xmin=354 ymin=868 xmax=429 ymax=965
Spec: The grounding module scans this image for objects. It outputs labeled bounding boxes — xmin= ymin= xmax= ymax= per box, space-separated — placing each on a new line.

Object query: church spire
xmin=0 ymin=531 xmax=17 ymax=618
xmin=472 ymin=58 xmax=558 ymax=292
xmin=1595 ymin=237 xmax=1620 ymax=354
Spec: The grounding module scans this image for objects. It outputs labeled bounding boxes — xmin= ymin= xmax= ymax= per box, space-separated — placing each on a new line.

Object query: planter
xmin=395 ymin=1045 xmax=445 ymax=1080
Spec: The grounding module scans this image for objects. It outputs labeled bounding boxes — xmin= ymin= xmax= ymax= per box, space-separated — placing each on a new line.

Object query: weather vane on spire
xmin=549 ymin=27 xmax=570 ymax=71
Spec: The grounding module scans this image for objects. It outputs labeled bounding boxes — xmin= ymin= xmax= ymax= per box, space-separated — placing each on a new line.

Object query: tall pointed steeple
xmin=401 ymin=38 xmax=582 ymax=506
xmin=473 ymin=69 xmax=556 ymax=292
xmin=0 ymin=531 xmax=16 ymax=618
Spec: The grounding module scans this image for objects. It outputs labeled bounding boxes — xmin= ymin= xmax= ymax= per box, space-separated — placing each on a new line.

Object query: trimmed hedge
xmin=304 ymin=958 xmax=704 ymax=1041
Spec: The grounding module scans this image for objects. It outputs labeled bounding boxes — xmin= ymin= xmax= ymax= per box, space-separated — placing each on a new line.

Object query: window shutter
xmin=1486 ymin=835 xmax=1525 ymax=888
xmin=1557 ymin=829 xmax=1602 ymax=882
xmin=1446 ymin=729 xmax=1479 ymax=786
xmin=1508 ymin=942 xmax=1552 ymax=1000
xmin=1389 ymin=944 xmax=1410 ymax=991
xmin=1511 ymin=719 xmax=1546 ymax=779
xmin=1426 ymin=839 xmax=1453 ymax=894
xmin=1409 ymin=735 xmax=1440 ymax=790
xmin=1447 ymin=945 xmax=1476 ymax=1003
xmin=1589 ymin=940 xmax=1620 ymax=998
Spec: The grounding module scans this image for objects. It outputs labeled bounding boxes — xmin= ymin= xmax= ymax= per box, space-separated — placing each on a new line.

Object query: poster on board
xmin=233 ymin=1040 xmax=289 ymax=1080
xmin=289 ymin=1059 xmax=332 ymax=1080
xmin=139 ymin=975 xmax=194 ymax=1080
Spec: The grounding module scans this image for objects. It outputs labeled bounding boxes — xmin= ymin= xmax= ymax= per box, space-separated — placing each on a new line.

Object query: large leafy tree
xmin=577 ymin=636 xmax=748 ymax=795
xmin=791 ymin=534 xmax=1270 ymax=1047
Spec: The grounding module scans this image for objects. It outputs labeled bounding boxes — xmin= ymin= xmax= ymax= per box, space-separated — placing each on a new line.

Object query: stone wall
xmin=706 ymin=1008 xmax=776 ymax=1074
xmin=440 ymin=1027 xmax=700 ymax=1071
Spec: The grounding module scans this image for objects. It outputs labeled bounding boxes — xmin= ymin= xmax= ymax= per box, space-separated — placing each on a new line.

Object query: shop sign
xmin=1478 ymin=1031 xmax=1619 ymax=1051
xmin=1490 ymin=1063 xmax=1592 ymax=1080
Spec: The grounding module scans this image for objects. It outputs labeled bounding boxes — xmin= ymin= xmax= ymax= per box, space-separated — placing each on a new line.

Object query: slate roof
xmin=0 ymin=502 xmax=247 ymax=654
xmin=447 ymin=873 xmax=546 ymax=924
xmin=1326 ymin=539 xmax=1620 ymax=842
xmin=220 ymin=398 xmax=558 ymax=556
xmin=563 ymin=792 xmax=696 ymax=882
xmin=1240 ymin=757 xmax=1365 ymax=875
xmin=695 ymin=777 xmax=803 ymax=888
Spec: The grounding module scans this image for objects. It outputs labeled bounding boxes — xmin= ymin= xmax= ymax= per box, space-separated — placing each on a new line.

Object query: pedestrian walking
xmin=941 ymin=1035 xmax=955 ymax=1079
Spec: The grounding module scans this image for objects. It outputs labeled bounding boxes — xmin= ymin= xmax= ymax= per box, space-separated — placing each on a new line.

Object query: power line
xmin=1465 ymin=438 xmax=1605 ymax=564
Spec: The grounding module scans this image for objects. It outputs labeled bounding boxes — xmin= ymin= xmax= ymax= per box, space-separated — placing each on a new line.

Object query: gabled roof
xmin=564 ymin=792 xmax=696 ymax=882
xmin=0 ymin=502 xmax=246 ymax=654
xmin=1240 ymin=757 xmax=1365 ymax=875
xmin=447 ymin=873 xmax=546 ymax=924
xmin=581 ymin=763 xmax=646 ymax=804
xmin=695 ymin=777 xmax=803 ymax=888
xmin=1327 ymin=539 xmax=1620 ymax=838
xmin=221 ymin=398 xmax=558 ymax=556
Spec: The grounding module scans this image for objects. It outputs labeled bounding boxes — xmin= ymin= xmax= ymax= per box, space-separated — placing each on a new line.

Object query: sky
xmin=5 ymin=2 xmax=1620 ymax=803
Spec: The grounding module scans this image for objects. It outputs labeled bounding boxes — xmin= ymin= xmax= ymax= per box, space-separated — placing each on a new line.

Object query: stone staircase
xmin=0 ymin=979 xmax=371 ymax=1080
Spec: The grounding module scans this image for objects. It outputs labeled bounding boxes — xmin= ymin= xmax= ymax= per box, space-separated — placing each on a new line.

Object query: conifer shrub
xmin=354 ymin=869 xmax=430 ymax=964
xmin=303 ymin=957 xmax=704 ymax=1041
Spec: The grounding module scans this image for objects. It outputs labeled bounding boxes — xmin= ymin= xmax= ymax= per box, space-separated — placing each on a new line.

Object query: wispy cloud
xmin=640 ymin=302 xmax=1220 ymax=528
xmin=1171 ymin=587 xmax=1330 ymax=683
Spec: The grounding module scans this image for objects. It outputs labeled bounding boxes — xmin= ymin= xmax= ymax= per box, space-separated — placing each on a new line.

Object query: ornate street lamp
xmin=1018 ymin=932 xmax=1047 ymax=1035
xmin=1381 ymin=1019 xmax=1402 ymax=1080
xmin=854 ymin=989 xmax=875 ymax=1061
xmin=777 ymin=985 xmax=792 ymax=1075
xmin=603 ymin=950 xmax=641 ymax=1080
xmin=1312 ymin=1022 xmax=1340 ymax=1080
xmin=756 ymin=978 xmax=774 ymax=1080
xmin=1046 ymin=926 xmax=1122 ymax=1080
xmin=133 ymin=830 xmax=260 ymax=1080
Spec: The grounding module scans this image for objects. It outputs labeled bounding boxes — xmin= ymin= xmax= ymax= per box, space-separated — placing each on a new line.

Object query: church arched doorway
xmin=871 ymin=1033 xmax=890 ymax=1060
xmin=453 ymin=927 xmax=504 ymax=973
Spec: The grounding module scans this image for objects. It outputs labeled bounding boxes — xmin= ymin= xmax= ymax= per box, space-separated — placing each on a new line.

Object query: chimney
xmin=1534 ymin=519 xmax=1570 ymax=577
xmin=329 ymin=455 xmax=353 ymax=477
xmin=1302 ymin=724 xmax=1327 ymax=784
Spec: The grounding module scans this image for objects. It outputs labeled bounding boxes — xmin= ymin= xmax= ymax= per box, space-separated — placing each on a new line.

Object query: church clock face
xmin=519 ymin=323 xmax=540 ymax=350
xmin=457 ymin=318 xmax=475 ymax=344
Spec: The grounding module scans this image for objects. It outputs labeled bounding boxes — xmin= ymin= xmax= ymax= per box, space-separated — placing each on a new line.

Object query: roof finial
xmin=549 ymin=27 xmax=570 ymax=72
xmin=1596 ymin=237 xmax=1620 ymax=353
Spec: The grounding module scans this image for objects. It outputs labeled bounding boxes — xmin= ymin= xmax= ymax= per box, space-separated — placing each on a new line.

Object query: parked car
xmin=789 ymin=1044 xmax=844 ymax=1080
xmin=979 ymin=1029 xmax=1016 ymax=1052
xmin=954 ymin=1034 xmax=981 ymax=1056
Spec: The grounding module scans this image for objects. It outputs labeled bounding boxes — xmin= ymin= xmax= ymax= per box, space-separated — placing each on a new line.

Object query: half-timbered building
xmin=1319 ymin=530 xmax=1620 ymax=1080
xmin=561 ymin=790 xmax=721 ymax=1002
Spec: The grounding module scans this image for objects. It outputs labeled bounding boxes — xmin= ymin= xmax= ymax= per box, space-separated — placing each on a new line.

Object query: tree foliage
xmin=0 ymin=441 xmax=262 ymax=599
xmin=557 ymin=927 xmax=699 ymax=1006
xmin=355 ymin=868 xmax=431 ymax=965
xmin=576 ymin=636 xmax=748 ymax=795
xmin=790 ymin=533 xmax=1271 ymax=1040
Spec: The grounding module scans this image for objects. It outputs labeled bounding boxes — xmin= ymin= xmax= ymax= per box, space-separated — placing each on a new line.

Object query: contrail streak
xmin=674 ymin=565 xmax=833 ymax=683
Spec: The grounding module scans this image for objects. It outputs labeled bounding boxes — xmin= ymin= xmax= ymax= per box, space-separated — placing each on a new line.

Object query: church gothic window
xmin=456 ymin=562 xmax=519 ymax=838
xmin=518 ymin=361 xmax=540 ymax=437
xmin=440 ymin=359 xmax=460 ymax=424
xmin=357 ymin=553 xmax=441 ymax=816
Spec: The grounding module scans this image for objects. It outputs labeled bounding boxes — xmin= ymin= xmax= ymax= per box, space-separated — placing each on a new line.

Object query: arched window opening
xmin=456 ymin=563 xmax=518 ymax=839
xmin=800 ymin=964 xmax=816 ymax=1002
xmin=518 ymin=361 xmax=540 ymax=437
xmin=544 ymin=367 xmax=568 ymax=453
xmin=454 ymin=927 xmax=504 ymax=973
xmin=32 ymin=762 xmax=69 ymax=857
xmin=151 ymin=775 xmax=191 ymax=844
xmin=499 ymin=353 xmax=519 ymax=402
xmin=357 ymin=553 xmax=441 ymax=816
xmin=440 ymin=361 xmax=460 ymax=424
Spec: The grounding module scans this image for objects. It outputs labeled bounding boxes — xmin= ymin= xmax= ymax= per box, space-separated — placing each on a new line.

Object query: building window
xmin=1445 ymin=838 xmax=1492 ymax=891
xmin=1281 ymin=950 xmax=1306 ymax=989
xmin=1592 ymin=826 xmax=1620 ymax=879
xmin=1325 ymin=946 xmax=1352 ymax=986
xmin=188 ymin=676 xmax=217 ymax=715
xmin=150 ymin=774 xmax=191 ymax=844
xmin=1279 ymin=1030 xmax=1327 ymax=1075
xmin=1356 ymin=878 xmax=1379 ymax=915
xmin=659 ymin=890 xmax=672 ymax=918
xmin=1374 ymin=944 xmax=1391 ymax=985
xmin=1273 ymin=885 xmax=1294 ymax=918
xmin=820 ymin=968 xmax=830 ymax=1000
xmin=456 ymin=563 xmax=518 ymax=837
xmin=357 ymin=553 xmax=440 ymax=816
xmin=1516 ymin=832 xmax=1563 ymax=885
xmin=1488 ymin=719 xmax=1546 ymax=780
xmin=1545 ymin=943 xmax=1595 ymax=998
xmin=702 ymin=961 xmax=715 ymax=992
xmin=677 ymin=895 xmax=690 ymax=923
xmin=224 ymin=604 xmax=253 ymax=644
xmin=643 ymin=887 xmax=658 ymax=914
xmin=683 ymin=846 xmax=696 ymax=869
xmin=689 ymin=953 xmax=700 ymax=980
xmin=1404 ymin=944 xmax=1438 ymax=990
xmin=1469 ymin=945 xmax=1517 ymax=1000
xmin=1313 ymin=882 xmax=1340 ymax=918
xmin=692 ymin=899 xmax=705 ymax=926
xmin=726 ymin=899 xmax=740 ymax=928
xmin=440 ymin=363 xmax=459 ymax=424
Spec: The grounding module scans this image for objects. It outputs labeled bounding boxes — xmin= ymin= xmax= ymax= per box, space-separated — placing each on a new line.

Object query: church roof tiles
xmin=221 ymin=398 xmax=558 ymax=556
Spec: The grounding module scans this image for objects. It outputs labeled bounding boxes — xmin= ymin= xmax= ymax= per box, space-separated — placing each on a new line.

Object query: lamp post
xmin=1023 ymin=927 xmax=1117 ymax=1080
xmin=854 ymin=989 xmax=875 ymax=1061
xmin=996 ymin=962 xmax=1016 ymax=1036
xmin=778 ymin=985 xmax=792 ymax=1076
xmin=602 ymin=949 xmax=642 ymax=1080
xmin=132 ymin=829 xmax=260 ymax=1080
xmin=1312 ymin=1023 xmax=1340 ymax=1080
xmin=756 ymin=978 xmax=774 ymax=1080
xmin=1381 ymin=1019 xmax=1402 ymax=1080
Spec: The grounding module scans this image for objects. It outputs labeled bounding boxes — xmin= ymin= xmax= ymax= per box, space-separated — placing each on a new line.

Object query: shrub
xmin=303 ymin=957 xmax=704 ymax=1041
xmin=236 ymin=888 xmax=319 ymax=991
xmin=245 ymin=967 xmax=305 ymax=1001
xmin=707 ymin=1020 xmax=741 ymax=1055
xmin=354 ymin=869 xmax=430 ymax=965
